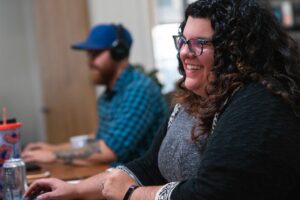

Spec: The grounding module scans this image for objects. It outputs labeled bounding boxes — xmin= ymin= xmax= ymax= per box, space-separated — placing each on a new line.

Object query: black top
xmin=125 ymin=83 xmax=300 ymax=200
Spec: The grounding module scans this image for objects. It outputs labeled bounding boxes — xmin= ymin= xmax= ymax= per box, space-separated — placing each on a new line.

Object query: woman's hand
xmin=102 ymin=168 xmax=136 ymax=200
xmin=24 ymin=178 xmax=78 ymax=200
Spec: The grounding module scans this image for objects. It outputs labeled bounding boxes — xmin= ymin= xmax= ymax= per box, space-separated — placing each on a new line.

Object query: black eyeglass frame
xmin=172 ymin=35 xmax=213 ymax=56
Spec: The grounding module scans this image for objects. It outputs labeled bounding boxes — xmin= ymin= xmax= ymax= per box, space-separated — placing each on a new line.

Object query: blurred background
xmin=0 ymin=0 xmax=299 ymax=145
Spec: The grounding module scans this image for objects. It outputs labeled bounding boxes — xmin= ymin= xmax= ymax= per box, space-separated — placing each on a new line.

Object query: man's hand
xmin=23 ymin=142 xmax=56 ymax=152
xmin=24 ymin=178 xmax=78 ymax=200
xmin=21 ymin=149 xmax=57 ymax=164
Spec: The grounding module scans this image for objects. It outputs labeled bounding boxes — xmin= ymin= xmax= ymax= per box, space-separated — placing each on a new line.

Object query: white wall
xmin=88 ymin=0 xmax=155 ymax=71
xmin=0 ymin=0 xmax=46 ymax=144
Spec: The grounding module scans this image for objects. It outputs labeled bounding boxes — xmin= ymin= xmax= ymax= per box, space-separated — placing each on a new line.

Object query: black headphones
xmin=110 ymin=24 xmax=130 ymax=61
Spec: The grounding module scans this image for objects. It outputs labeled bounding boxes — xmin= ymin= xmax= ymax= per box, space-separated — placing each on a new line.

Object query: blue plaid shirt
xmin=96 ymin=65 xmax=168 ymax=166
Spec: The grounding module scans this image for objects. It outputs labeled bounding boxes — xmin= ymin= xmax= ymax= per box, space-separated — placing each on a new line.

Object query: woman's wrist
xmin=130 ymin=186 xmax=161 ymax=200
xmin=116 ymin=165 xmax=143 ymax=186
xmin=71 ymin=183 xmax=85 ymax=199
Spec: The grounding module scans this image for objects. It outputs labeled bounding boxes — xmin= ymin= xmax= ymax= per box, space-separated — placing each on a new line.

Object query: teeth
xmin=187 ymin=64 xmax=201 ymax=70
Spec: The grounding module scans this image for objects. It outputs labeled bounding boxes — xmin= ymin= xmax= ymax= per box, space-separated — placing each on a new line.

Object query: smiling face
xmin=179 ymin=16 xmax=215 ymax=97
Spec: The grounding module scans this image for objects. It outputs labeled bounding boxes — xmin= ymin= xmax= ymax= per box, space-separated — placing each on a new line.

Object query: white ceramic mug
xmin=70 ymin=134 xmax=89 ymax=149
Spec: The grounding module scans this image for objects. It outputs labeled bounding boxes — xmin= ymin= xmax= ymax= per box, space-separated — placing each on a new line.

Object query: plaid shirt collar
xmin=103 ymin=64 xmax=133 ymax=100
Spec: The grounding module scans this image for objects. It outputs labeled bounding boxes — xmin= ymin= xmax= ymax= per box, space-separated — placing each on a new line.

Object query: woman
xmin=25 ymin=0 xmax=300 ymax=199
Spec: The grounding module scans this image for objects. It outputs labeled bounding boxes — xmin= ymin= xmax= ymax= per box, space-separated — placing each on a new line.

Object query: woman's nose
xmin=180 ymin=44 xmax=195 ymax=57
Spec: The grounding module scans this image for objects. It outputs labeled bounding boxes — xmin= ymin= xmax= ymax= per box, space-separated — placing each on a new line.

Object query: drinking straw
xmin=2 ymin=107 xmax=7 ymax=124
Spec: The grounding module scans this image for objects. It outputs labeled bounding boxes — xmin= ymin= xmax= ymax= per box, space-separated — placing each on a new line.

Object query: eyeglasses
xmin=173 ymin=35 xmax=213 ymax=56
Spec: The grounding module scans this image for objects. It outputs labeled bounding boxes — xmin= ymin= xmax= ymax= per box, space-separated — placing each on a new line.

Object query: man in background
xmin=22 ymin=23 xmax=168 ymax=166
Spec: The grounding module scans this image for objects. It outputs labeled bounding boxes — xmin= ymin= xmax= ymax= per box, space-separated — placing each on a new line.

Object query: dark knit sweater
xmin=126 ymin=83 xmax=300 ymax=200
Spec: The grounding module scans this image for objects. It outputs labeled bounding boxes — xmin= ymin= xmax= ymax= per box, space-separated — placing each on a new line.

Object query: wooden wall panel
xmin=34 ymin=0 xmax=97 ymax=143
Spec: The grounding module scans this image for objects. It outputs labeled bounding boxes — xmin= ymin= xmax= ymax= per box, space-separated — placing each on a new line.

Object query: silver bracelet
xmin=155 ymin=182 xmax=179 ymax=200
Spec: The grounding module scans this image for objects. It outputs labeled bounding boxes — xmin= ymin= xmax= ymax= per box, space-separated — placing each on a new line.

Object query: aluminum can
xmin=2 ymin=158 xmax=27 ymax=200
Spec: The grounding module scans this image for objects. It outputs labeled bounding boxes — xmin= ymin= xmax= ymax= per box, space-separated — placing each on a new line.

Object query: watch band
xmin=123 ymin=185 xmax=139 ymax=200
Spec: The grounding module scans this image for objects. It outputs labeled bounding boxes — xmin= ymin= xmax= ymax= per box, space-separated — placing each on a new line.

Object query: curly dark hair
xmin=175 ymin=0 xmax=300 ymax=142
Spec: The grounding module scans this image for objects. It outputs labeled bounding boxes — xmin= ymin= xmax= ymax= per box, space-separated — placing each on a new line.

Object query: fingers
xmin=21 ymin=151 xmax=36 ymax=163
xmin=21 ymin=152 xmax=32 ymax=162
xmin=25 ymin=189 xmax=54 ymax=200
xmin=33 ymin=191 xmax=55 ymax=200
xmin=24 ymin=179 xmax=52 ymax=199
xmin=23 ymin=143 xmax=43 ymax=151
xmin=22 ymin=149 xmax=56 ymax=164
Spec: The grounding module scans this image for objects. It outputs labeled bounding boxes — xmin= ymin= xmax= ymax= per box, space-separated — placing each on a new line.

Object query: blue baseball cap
xmin=71 ymin=24 xmax=133 ymax=50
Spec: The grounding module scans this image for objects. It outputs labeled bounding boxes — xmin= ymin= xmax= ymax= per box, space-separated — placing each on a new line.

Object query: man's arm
xmin=55 ymin=140 xmax=117 ymax=165
xmin=22 ymin=139 xmax=117 ymax=165
xmin=23 ymin=141 xmax=71 ymax=152
xmin=23 ymin=133 xmax=95 ymax=152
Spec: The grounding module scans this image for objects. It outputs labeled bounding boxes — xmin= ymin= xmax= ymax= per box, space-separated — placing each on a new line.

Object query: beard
xmin=91 ymin=66 xmax=118 ymax=86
